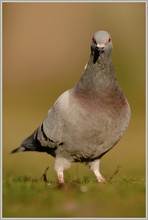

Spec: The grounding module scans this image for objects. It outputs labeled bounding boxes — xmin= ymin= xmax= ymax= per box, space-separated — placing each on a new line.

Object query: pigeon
xmin=12 ymin=30 xmax=131 ymax=184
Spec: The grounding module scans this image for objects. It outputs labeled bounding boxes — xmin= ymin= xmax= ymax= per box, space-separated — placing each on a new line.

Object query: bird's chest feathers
xmin=58 ymin=90 xmax=128 ymax=150
xmin=62 ymin=89 xmax=127 ymax=135
xmin=72 ymin=86 xmax=127 ymax=115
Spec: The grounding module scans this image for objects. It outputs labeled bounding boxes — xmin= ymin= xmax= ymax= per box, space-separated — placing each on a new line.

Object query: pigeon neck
xmin=74 ymin=55 xmax=119 ymax=96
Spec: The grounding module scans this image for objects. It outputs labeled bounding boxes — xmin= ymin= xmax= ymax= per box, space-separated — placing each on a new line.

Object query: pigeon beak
xmin=93 ymin=43 xmax=105 ymax=64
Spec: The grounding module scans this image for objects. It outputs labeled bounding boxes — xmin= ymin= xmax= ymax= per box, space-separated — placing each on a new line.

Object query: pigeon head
xmin=91 ymin=30 xmax=113 ymax=64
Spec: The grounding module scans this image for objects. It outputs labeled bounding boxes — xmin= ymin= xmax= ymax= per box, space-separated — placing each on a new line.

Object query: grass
xmin=2 ymin=173 xmax=146 ymax=218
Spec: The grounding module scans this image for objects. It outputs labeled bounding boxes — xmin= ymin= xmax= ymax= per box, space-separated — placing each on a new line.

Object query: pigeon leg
xmin=54 ymin=157 xmax=71 ymax=184
xmin=88 ymin=159 xmax=106 ymax=183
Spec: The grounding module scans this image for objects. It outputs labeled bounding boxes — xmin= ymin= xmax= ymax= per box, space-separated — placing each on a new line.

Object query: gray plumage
xmin=12 ymin=30 xmax=131 ymax=183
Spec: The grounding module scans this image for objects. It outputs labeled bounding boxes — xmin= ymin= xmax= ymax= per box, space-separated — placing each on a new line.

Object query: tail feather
xmin=11 ymin=146 xmax=26 ymax=153
xmin=11 ymin=129 xmax=45 ymax=153
xmin=11 ymin=129 xmax=56 ymax=157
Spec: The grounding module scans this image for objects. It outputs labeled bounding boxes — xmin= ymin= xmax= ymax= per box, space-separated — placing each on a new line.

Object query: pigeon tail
xmin=11 ymin=146 xmax=26 ymax=153
xmin=11 ymin=129 xmax=56 ymax=156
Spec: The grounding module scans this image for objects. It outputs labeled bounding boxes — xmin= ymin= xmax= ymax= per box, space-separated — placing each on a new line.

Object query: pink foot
xmin=58 ymin=175 xmax=65 ymax=185
xmin=98 ymin=176 xmax=106 ymax=183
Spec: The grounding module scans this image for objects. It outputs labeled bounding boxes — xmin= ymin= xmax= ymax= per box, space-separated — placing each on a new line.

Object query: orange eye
xmin=92 ymin=37 xmax=96 ymax=44
xmin=108 ymin=38 xmax=111 ymax=43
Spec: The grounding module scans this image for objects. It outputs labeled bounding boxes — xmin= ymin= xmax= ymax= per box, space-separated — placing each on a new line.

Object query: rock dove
xmin=12 ymin=30 xmax=131 ymax=184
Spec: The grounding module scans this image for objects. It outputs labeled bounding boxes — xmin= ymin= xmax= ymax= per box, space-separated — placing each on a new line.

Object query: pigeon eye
xmin=108 ymin=38 xmax=111 ymax=43
xmin=92 ymin=37 xmax=96 ymax=44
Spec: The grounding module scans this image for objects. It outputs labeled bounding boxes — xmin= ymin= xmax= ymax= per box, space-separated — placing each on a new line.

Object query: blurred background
xmin=3 ymin=2 xmax=145 ymax=181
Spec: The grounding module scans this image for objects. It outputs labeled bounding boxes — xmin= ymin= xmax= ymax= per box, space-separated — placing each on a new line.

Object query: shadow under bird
xmin=12 ymin=30 xmax=131 ymax=184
